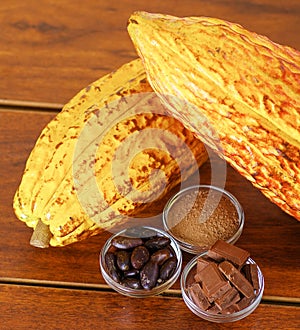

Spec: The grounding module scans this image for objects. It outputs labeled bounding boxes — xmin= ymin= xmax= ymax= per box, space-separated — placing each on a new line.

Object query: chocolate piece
xmin=188 ymin=283 xmax=211 ymax=310
xmin=207 ymin=304 xmax=221 ymax=314
xmin=235 ymin=296 xmax=254 ymax=310
xmin=190 ymin=242 xmax=260 ymax=315
xmin=194 ymin=257 xmax=213 ymax=281
xmin=221 ymin=304 xmax=240 ymax=314
xmin=221 ymin=296 xmax=253 ymax=314
xmin=242 ymin=263 xmax=259 ymax=290
xmin=197 ymin=263 xmax=231 ymax=302
xmin=207 ymin=240 xmax=250 ymax=267
xmin=218 ymin=261 xmax=254 ymax=298
xmin=214 ymin=287 xmax=240 ymax=311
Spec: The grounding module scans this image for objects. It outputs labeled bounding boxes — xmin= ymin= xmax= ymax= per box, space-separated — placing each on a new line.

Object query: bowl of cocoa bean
xmin=162 ymin=185 xmax=244 ymax=254
xmin=180 ymin=240 xmax=264 ymax=323
xmin=99 ymin=226 xmax=182 ymax=298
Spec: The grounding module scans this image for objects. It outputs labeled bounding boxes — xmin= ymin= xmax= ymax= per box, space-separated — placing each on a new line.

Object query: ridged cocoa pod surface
xmin=13 ymin=58 xmax=208 ymax=247
xmin=128 ymin=12 xmax=300 ymax=221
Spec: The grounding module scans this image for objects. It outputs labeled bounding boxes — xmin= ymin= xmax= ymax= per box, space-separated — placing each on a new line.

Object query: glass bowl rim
xmin=162 ymin=184 xmax=245 ymax=254
xmin=99 ymin=225 xmax=183 ymax=298
xmin=180 ymin=252 xmax=265 ymax=322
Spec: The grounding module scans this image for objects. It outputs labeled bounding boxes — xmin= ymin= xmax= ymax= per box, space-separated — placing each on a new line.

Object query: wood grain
xmin=0 ymin=1 xmax=299 ymax=327
xmin=0 ymin=0 xmax=299 ymax=104
xmin=1 ymin=284 xmax=299 ymax=330
xmin=1 ymin=109 xmax=299 ymax=299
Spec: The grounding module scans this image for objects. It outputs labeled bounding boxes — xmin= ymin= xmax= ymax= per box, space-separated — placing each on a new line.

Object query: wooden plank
xmin=1 ymin=284 xmax=299 ymax=330
xmin=1 ymin=109 xmax=299 ymax=300
xmin=0 ymin=0 xmax=299 ymax=104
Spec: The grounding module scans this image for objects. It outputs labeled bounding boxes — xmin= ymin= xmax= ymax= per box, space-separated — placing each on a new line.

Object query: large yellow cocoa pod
xmin=13 ymin=58 xmax=208 ymax=247
xmin=128 ymin=12 xmax=300 ymax=221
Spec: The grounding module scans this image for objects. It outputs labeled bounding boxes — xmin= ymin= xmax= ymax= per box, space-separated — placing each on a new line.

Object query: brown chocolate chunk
xmin=235 ymin=296 xmax=254 ymax=310
xmin=221 ymin=304 xmax=240 ymax=314
xmin=188 ymin=283 xmax=211 ymax=310
xmin=194 ymin=257 xmax=213 ymax=282
xmin=226 ymin=296 xmax=254 ymax=314
xmin=214 ymin=286 xmax=240 ymax=311
xmin=197 ymin=256 xmax=212 ymax=272
xmin=242 ymin=263 xmax=259 ymax=290
xmin=207 ymin=304 xmax=221 ymax=314
xmin=197 ymin=263 xmax=231 ymax=302
xmin=218 ymin=261 xmax=254 ymax=299
xmin=190 ymin=242 xmax=260 ymax=315
xmin=207 ymin=240 xmax=250 ymax=267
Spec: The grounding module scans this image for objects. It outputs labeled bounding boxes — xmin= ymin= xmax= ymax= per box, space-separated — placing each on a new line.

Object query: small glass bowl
xmin=99 ymin=225 xmax=182 ymax=298
xmin=180 ymin=252 xmax=264 ymax=323
xmin=162 ymin=185 xmax=244 ymax=254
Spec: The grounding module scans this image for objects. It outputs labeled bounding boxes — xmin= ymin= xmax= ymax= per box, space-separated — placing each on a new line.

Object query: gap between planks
xmin=2 ymin=99 xmax=300 ymax=308
xmin=1 ymin=277 xmax=300 ymax=306
xmin=0 ymin=99 xmax=62 ymax=113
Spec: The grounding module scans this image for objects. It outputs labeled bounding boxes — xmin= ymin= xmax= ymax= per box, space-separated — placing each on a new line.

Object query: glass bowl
xmin=180 ymin=252 xmax=264 ymax=323
xmin=99 ymin=225 xmax=182 ymax=298
xmin=162 ymin=185 xmax=244 ymax=254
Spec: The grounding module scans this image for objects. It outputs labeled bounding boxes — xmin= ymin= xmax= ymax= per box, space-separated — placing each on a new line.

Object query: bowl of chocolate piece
xmin=100 ymin=226 xmax=182 ymax=297
xmin=181 ymin=240 xmax=264 ymax=322
xmin=163 ymin=185 xmax=244 ymax=254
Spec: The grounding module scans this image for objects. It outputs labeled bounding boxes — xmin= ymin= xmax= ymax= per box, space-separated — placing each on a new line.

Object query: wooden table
xmin=1 ymin=1 xmax=299 ymax=329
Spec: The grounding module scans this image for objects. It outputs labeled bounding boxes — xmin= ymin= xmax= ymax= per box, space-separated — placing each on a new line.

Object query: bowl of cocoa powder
xmin=162 ymin=185 xmax=244 ymax=254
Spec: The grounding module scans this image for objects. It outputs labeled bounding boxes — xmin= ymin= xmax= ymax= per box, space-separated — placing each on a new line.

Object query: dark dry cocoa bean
xmin=131 ymin=245 xmax=150 ymax=270
xmin=159 ymin=256 xmax=178 ymax=281
xmin=105 ymin=251 xmax=120 ymax=282
xmin=116 ymin=250 xmax=131 ymax=271
xmin=111 ymin=236 xmax=143 ymax=249
xmin=122 ymin=278 xmax=142 ymax=290
xmin=140 ymin=260 xmax=159 ymax=290
xmin=150 ymin=248 xmax=172 ymax=265
xmin=144 ymin=236 xmax=171 ymax=250
xmin=166 ymin=245 xmax=175 ymax=258
xmin=106 ymin=232 xmax=178 ymax=290
xmin=123 ymin=269 xmax=140 ymax=278
xmin=125 ymin=227 xmax=157 ymax=239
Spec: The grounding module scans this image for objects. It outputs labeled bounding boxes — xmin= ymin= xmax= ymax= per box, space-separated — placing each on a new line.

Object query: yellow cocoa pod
xmin=128 ymin=12 xmax=300 ymax=221
xmin=13 ymin=58 xmax=208 ymax=247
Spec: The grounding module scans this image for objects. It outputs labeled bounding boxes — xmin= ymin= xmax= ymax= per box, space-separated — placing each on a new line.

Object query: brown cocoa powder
xmin=168 ymin=189 xmax=240 ymax=247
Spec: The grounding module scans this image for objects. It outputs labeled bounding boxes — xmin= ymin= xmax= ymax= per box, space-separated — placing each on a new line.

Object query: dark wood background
xmin=0 ymin=1 xmax=299 ymax=329
xmin=1 ymin=0 xmax=300 ymax=105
